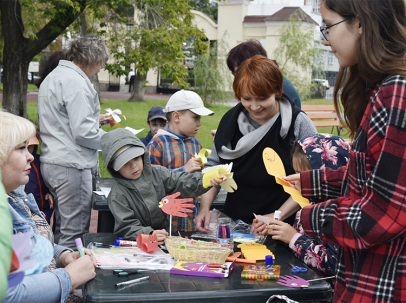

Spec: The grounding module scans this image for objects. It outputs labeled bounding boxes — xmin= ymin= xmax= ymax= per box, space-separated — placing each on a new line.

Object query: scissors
xmin=113 ymin=269 xmax=149 ymax=277
xmin=288 ymin=263 xmax=307 ymax=273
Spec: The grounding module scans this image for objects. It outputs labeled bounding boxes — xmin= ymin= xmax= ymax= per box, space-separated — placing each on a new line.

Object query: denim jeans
xmin=41 ymin=163 xmax=92 ymax=249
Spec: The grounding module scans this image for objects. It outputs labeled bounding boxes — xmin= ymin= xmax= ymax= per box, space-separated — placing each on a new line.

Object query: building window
xmin=311 ymin=0 xmax=321 ymax=14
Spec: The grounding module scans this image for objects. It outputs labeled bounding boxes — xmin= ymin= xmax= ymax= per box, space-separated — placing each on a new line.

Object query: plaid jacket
xmin=301 ymin=75 xmax=406 ymax=302
xmin=147 ymin=128 xmax=202 ymax=232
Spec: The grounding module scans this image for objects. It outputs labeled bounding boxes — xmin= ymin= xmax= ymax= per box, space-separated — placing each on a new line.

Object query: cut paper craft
xmin=158 ymin=192 xmax=194 ymax=237
xmin=202 ymin=163 xmax=237 ymax=193
xmin=105 ymin=108 xmax=127 ymax=127
xmin=263 ymin=147 xmax=310 ymax=208
xmin=158 ymin=192 xmax=194 ymax=217
xmin=125 ymin=126 xmax=145 ymax=136
xmin=137 ymin=234 xmax=159 ymax=253
xmin=277 ymin=275 xmax=309 ymax=288
xmin=194 ymin=148 xmax=211 ymax=168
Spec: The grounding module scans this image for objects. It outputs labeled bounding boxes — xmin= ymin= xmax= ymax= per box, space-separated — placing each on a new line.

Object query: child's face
xmin=147 ymin=118 xmax=167 ymax=136
xmin=175 ymin=110 xmax=202 ymax=137
xmin=118 ymin=155 xmax=144 ymax=180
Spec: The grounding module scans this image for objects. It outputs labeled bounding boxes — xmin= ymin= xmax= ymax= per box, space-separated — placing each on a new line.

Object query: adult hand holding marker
xmin=61 ymin=238 xmax=97 ymax=290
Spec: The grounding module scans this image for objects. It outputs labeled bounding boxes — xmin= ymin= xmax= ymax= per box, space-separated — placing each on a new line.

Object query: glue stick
xmin=273 ymin=211 xmax=282 ymax=221
xmin=270 ymin=211 xmax=282 ymax=234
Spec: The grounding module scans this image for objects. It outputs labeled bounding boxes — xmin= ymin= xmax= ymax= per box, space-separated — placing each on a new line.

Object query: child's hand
xmin=152 ymin=229 xmax=169 ymax=244
xmin=267 ymin=220 xmax=297 ymax=244
xmin=45 ymin=193 xmax=54 ymax=209
xmin=283 ymin=173 xmax=301 ymax=192
xmin=209 ymin=173 xmax=227 ymax=187
xmin=184 ymin=158 xmax=202 ymax=173
xmin=99 ymin=113 xmax=114 ymax=126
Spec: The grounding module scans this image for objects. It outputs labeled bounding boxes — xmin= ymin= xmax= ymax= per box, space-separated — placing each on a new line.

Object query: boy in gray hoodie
xmin=101 ymin=128 xmax=225 ymax=243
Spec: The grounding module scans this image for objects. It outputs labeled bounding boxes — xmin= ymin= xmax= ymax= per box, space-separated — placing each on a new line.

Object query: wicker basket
xmin=165 ymin=237 xmax=232 ymax=264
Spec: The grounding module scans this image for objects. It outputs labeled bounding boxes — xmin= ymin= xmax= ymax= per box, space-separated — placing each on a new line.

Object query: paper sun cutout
xmin=194 ymin=148 xmax=211 ymax=168
xmin=105 ymin=108 xmax=127 ymax=127
xmin=262 ymin=148 xmax=310 ymax=208
xmin=202 ymin=163 xmax=238 ymax=193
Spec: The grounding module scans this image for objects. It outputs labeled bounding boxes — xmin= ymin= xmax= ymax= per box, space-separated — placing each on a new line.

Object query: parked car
xmin=0 ymin=69 xmax=40 ymax=83
xmin=312 ymin=79 xmax=330 ymax=89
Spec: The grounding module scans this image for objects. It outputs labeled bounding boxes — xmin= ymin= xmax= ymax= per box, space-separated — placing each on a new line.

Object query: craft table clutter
xmin=84 ymin=233 xmax=332 ymax=303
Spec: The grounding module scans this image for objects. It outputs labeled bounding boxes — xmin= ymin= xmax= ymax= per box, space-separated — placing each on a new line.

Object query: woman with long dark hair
xmin=285 ymin=0 xmax=406 ymax=301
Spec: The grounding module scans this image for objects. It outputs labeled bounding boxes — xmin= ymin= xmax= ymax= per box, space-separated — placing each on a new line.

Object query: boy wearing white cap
xmin=101 ymin=129 xmax=225 ymax=243
xmin=147 ymin=90 xmax=214 ymax=232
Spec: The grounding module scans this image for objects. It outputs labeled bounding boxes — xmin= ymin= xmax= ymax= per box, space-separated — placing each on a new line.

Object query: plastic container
xmin=216 ymin=217 xmax=234 ymax=249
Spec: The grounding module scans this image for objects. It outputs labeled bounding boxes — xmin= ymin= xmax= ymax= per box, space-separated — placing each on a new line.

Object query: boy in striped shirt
xmin=147 ymin=90 xmax=214 ymax=232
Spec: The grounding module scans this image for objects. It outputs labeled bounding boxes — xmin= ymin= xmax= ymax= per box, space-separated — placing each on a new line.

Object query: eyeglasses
xmin=320 ymin=19 xmax=349 ymax=41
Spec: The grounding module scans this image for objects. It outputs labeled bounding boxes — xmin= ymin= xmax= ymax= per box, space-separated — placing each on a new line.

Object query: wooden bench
xmin=302 ymin=105 xmax=341 ymax=136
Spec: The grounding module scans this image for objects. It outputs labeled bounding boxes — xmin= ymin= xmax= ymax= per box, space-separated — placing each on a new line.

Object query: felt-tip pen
xmin=115 ymin=276 xmax=150 ymax=287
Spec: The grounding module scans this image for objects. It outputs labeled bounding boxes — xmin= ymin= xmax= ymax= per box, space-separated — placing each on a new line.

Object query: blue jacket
xmin=283 ymin=76 xmax=301 ymax=109
xmin=5 ymin=186 xmax=72 ymax=303
xmin=140 ymin=131 xmax=153 ymax=146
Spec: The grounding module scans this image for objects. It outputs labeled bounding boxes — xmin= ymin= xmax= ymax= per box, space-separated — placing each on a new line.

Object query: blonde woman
xmin=1 ymin=110 xmax=96 ymax=303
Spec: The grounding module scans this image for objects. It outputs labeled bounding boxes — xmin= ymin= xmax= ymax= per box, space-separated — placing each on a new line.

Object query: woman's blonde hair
xmin=0 ymin=109 xmax=36 ymax=166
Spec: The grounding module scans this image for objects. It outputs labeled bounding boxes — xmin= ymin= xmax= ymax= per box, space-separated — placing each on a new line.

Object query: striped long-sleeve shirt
xmin=300 ymin=75 xmax=406 ymax=302
xmin=147 ymin=128 xmax=202 ymax=232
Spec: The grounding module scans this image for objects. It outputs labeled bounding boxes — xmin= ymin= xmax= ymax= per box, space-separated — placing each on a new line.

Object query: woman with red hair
xmin=195 ymin=55 xmax=317 ymax=231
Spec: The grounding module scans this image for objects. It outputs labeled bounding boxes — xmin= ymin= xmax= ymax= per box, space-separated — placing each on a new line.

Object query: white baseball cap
xmin=164 ymin=90 xmax=214 ymax=116
xmin=111 ymin=145 xmax=145 ymax=171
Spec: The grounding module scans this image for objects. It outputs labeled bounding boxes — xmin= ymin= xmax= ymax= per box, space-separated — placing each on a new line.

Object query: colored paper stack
xmin=238 ymin=243 xmax=275 ymax=261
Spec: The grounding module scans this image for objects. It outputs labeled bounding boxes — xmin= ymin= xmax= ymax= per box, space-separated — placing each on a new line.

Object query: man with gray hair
xmin=38 ymin=35 xmax=109 ymax=249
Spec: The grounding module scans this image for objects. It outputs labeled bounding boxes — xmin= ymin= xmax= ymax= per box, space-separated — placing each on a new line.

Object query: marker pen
xmin=115 ymin=239 xmax=137 ymax=247
xmin=75 ymin=238 xmax=85 ymax=257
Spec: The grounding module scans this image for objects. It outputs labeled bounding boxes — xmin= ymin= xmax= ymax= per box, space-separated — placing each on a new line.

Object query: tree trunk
xmin=128 ymin=70 xmax=147 ymax=102
xmin=0 ymin=0 xmax=87 ymax=117
xmin=79 ymin=13 xmax=102 ymax=102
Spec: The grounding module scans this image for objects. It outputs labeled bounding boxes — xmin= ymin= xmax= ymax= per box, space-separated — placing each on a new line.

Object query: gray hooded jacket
xmin=101 ymin=129 xmax=209 ymax=239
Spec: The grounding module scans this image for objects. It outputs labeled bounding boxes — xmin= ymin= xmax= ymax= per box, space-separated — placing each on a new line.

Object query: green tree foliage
xmin=273 ymin=11 xmax=323 ymax=99
xmin=188 ymin=0 xmax=218 ymax=21
xmin=193 ymin=38 xmax=232 ymax=104
xmin=0 ymin=0 xmax=128 ymax=116
xmin=102 ymin=0 xmax=208 ymax=101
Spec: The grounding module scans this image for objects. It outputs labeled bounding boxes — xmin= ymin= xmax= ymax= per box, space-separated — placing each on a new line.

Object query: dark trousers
xmin=129 ymin=75 xmax=135 ymax=92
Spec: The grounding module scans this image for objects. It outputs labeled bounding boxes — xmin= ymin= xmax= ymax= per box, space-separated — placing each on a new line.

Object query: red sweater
xmin=301 ymin=75 xmax=406 ymax=302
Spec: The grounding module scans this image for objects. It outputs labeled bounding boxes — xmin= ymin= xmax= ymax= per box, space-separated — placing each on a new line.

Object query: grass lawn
xmin=20 ymin=97 xmax=346 ymax=177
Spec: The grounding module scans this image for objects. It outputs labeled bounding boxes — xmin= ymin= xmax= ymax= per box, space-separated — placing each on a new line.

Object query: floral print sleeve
xmin=290 ymin=211 xmax=337 ymax=276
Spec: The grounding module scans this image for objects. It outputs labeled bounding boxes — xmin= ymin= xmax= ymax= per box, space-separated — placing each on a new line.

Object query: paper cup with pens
xmin=216 ymin=218 xmax=234 ymax=249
